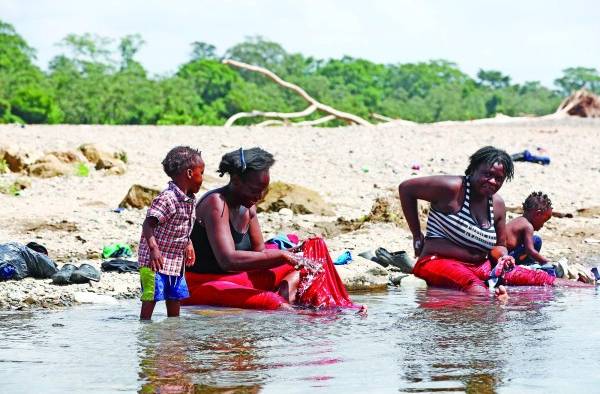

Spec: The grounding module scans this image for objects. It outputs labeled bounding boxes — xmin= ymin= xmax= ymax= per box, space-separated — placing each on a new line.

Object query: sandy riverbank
xmin=1 ymin=118 xmax=599 ymax=309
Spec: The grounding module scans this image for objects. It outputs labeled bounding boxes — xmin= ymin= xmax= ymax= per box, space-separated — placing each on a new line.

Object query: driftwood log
xmin=255 ymin=120 xmax=287 ymax=127
xmin=224 ymin=105 xmax=317 ymax=127
xmin=372 ymin=113 xmax=395 ymax=122
xmin=223 ymin=59 xmax=371 ymax=127
xmin=295 ymin=115 xmax=336 ymax=126
xmin=555 ymin=89 xmax=600 ymax=118
xmin=253 ymin=115 xmax=336 ymax=127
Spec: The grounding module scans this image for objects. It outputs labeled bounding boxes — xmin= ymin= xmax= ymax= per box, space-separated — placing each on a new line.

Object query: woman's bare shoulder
xmin=197 ymin=190 xmax=227 ymax=217
xmin=427 ymin=175 xmax=464 ymax=196
xmin=492 ymin=193 xmax=506 ymax=209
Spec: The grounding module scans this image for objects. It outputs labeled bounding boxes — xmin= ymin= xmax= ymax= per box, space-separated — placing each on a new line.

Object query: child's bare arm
xmin=184 ymin=241 xmax=195 ymax=267
xmin=522 ymin=225 xmax=548 ymax=264
xmin=142 ymin=216 xmax=164 ymax=271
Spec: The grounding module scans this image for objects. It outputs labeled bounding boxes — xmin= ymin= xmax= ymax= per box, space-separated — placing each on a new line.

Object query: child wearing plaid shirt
xmin=139 ymin=146 xmax=204 ymax=320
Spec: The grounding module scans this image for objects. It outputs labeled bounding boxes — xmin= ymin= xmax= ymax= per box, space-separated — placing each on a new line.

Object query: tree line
xmin=1 ymin=20 xmax=599 ymax=126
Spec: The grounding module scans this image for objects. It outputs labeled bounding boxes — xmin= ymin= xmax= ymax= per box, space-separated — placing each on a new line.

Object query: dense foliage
xmin=1 ymin=21 xmax=598 ymax=125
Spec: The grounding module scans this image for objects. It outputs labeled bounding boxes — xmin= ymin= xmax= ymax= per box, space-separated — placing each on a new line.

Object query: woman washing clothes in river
xmin=183 ymin=147 xmax=363 ymax=311
xmin=398 ymin=146 xmax=590 ymax=298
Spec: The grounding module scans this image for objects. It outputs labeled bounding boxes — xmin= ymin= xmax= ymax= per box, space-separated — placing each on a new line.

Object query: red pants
xmin=413 ymin=255 xmax=555 ymax=292
xmin=181 ymin=265 xmax=295 ymax=310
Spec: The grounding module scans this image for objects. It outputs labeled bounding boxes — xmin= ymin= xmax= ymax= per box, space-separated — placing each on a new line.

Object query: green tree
xmin=49 ymin=36 xmax=113 ymax=124
xmin=225 ymin=36 xmax=287 ymax=70
xmin=190 ymin=41 xmax=218 ymax=61
xmin=58 ymin=33 xmax=114 ymax=66
xmin=10 ymin=85 xmax=63 ymax=123
xmin=554 ymin=67 xmax=600 ymax=95
xmin=119 ymin=34 xmax=146 ymax=74
xmin=318 ymin=57 xmax=387 ymax=108
xmin=0 ymin=25 xmax=578 ymax=126
xmin=386 ymin=60 xmax=473 ymax=98
xmin=0 ymin=20 xmax=61 ymax=123
xmin=156 ymin=76 xmax=202 ymax=125
xmin=477 ymin=69 xmax=511 ymax=89
xmin=178 ymin=59 xmax=241 ymax=103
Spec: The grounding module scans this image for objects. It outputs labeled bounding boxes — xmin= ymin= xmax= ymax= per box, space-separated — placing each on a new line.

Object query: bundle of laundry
xmin=0 ymin=242 xmax=58 ymax=280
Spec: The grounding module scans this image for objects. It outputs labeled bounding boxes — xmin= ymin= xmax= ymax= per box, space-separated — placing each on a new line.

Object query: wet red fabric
xmin=413 ymin=255 xmax=555 ymax=292
xmin=496 ymin=263 xmax=556 ymax=287
xmin=296 ymin=237 xmax=356 ymax=308
xmin=182 ymin=237 xmax=356 ymax=310
xmin=182 ymin=264 xmax=294 ymax=310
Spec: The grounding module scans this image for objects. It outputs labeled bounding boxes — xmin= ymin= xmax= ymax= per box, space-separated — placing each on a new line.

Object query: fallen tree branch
xmin=372 ymin=113 xmax=395 ymax=122
xmin=224 ymin=105 xmax=317 ymax=127
xmin=255 ymin=119 xmax=286 ymax=127
xmin=253 ymin=116 xmax=336 ymax=127
xmin=372 ymin=112 xmax=418 ymax=126
xmin=295 ymin=115 xmax=336 ymax=127
xmin=223 ymin=59 xmax=372 ymax=126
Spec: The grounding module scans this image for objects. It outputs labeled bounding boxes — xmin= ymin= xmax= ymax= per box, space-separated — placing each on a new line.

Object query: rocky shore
xmin=1 ymin=118 xmax=599 ymax=310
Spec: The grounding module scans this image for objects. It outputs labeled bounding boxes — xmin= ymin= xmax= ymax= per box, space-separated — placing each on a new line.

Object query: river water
xmin=1 ymin=285 xmax=599 ymax=393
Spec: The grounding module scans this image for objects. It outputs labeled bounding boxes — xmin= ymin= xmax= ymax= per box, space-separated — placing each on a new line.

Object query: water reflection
xmin=2 ymin=286 xmax=599 ymax=392
xmin=137 ymin=311 xmax=264 ymax=393
xmin=395 ymin=287 xmax=557 ymax=393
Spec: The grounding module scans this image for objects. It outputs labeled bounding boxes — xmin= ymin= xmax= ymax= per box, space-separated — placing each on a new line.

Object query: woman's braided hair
xmin=217 ymin=147 xmax=275 ymax=178
xmin=465 ymin=146 xmax=514 ymax=181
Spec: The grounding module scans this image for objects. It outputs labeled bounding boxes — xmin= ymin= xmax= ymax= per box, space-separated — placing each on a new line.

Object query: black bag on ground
xmin=101 ymin=258 xmax=139 ymax=273
xmin=0 ymin=242 xmax=58 ymax=280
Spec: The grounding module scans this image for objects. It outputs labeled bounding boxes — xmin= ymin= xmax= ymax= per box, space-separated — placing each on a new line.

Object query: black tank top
xmin=188 ymin=190 xmax=253 ymax=274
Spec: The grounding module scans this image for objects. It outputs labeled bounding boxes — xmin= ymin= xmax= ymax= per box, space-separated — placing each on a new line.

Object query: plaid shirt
xmin=138 ymin=181 xmax=196 ymax=276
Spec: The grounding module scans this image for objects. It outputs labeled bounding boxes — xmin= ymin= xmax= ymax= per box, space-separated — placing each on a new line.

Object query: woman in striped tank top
xmin=399 ymin=146 xmax=585 ymax=297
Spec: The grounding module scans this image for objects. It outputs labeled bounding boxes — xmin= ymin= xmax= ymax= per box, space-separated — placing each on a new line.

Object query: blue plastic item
xmin=334 ymin=250 xmax=353 ymax=265
xmin=539 ymin=264 xmax=556 ymax=277
xmin=511 ymin=150 xmax=550 ymax=165
xmin=265 ymin=234 xmax=298 ymax=250
xmin=0 ymin=264 xmax=17 ymax=280
xmin=591 ymin=267 xmax=600 ymax=281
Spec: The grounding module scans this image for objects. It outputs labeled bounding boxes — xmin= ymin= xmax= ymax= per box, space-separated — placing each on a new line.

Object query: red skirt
xmin=182 ymin=237 xmax=356 ymax=310
xmin=413 ymin=255 xmax=555 ymax=291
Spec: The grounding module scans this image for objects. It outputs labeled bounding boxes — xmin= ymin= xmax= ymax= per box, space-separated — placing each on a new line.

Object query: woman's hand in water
xmin=497 ymin=255 xmax=515 ymax=271
xmin=495 ymin=285 xmax=509 ymax=301
xmin=357 ymin=305 xmax=368 ymax=316
xmin=412 ymin=233 xmax=425 ymax=257
xmin=280 ymin=250 xmax=299 ymax=267
xmin=286 ymin=242 xmax=304 ymax=253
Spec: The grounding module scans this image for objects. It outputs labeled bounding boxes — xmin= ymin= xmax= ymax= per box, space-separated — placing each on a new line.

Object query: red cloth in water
xmin=296 ymin=237 xmax=356 ymax=308
xmin=182 ymin=237 xmax=356 ymax=310
xmin=413 ymin=255 xmax=555 ymax=292
xmin=182 ymin=264 xmax=294 ymax=310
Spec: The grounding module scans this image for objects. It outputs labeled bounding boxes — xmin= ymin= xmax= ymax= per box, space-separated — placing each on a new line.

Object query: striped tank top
xmin=425 ymin=177 xmax=497 ymax=252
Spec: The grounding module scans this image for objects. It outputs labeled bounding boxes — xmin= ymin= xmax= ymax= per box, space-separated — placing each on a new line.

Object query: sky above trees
xmin=2 ymin=0 xmax=599 ymax=87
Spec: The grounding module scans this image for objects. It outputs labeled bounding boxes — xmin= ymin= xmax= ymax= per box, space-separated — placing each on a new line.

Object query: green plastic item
xmin=101 ymin=243 xmax=133 ymax=259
